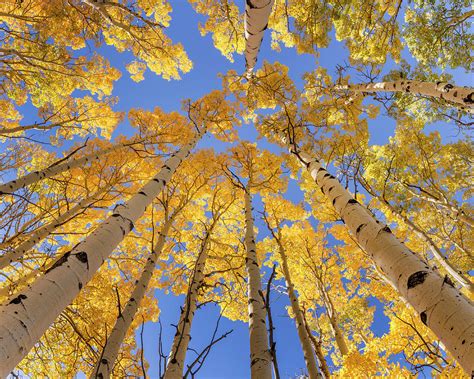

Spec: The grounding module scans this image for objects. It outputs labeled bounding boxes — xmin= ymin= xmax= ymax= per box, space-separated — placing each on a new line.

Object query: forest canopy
xmin=0 ymin=0 xmax=473 ymax=378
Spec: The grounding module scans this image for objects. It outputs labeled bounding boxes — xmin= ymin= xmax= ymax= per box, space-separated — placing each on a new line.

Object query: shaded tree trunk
xmin=0 ymin=130 xmax=204 ymax=375
xmin=163 ymin=229 xmax=211 ymax=379
xmin=277 ymin=240 xmax=322 ymax=378
xmin=244 ymin=0 xmax=274 ymax=76
xmin=244 ymin=190 xmax=272 ymax=379
xmin=336 ymin=80 xmax=474 ymax=110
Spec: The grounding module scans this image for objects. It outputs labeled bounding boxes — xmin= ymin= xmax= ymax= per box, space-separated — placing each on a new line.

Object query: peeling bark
xmin=244 ymin=190 xmax=272 ymax=379
xmin=0 ymin=131 xmax=203 ymax=375
xmin=284 ymin=136 xmax=474 ymax=374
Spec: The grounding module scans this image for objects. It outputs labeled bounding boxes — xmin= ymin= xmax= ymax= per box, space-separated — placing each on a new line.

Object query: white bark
xmin=380 ymin=198 xmax=474 ymax=294
xmin=284 ymin=137 xmax=474 ymax=374
xmin=244 ymin=190 xmax=272 ymax=379
xmin=0 ymin=191 xmax=103 ymax=269
xmin=163 ymin=230 xmax=211 ymax=379
xmin=0 ymin=131 xmax=203 ymax=376
xmin=91 ymin=218 xmax=173 ymax=378
xmin=0 ymin=140 xmax=136 ymax=195
xmin=336 ymin=80 xmax=474 ymax=110
xmin=278 ymin=241 xmax=321 ymax=378
xmin=244 ymin=0 xmax=274 ymax=76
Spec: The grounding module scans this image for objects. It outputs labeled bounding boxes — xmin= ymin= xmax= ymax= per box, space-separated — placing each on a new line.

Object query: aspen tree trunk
xmin=0 ymin=130 xmax=204 ymax=376
xmin=0 ymin=140 xmax=136 ymax=195
xmin=244 ymin=0 xmax=274 ymax=76
xmin=277 ymin=241 xmax=321 ymax=378
xmin=283 ymin=136 xmax=474 ymax=374
xmin=319 ymin=287 xmax=349 ymax=356
xmin=379 ymin=198 xmax=474 ymax=294
xmin=402 ymin=185 xmax=474 ymax=228
xmin=163 ymin=230 xmax=211 ymax=379
xmin=91 ymin=218 xmax=173 ymax=379
xmin=244 ymin=190 xmax=272 ymax=379
xmin=0 ymin=209 xmax=50 ymax=250
xmin=0 ymin=191 xmax=103 ymax=269
xmin=335 ymin=81 xmax=474 ymax=110
xmin=301 ymin=314 xmax=330 ymax=379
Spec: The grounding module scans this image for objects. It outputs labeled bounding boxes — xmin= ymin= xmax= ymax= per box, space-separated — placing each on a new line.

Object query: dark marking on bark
xmin=78 ymin=282 xmax=83 ymax=290
xmin=443 ymin=275 xmax=455 ymax=288
xmin=75 ymin=252 xmax=89 ymax=269
xmin=356 ymin=224 xmax=367 ymax=234
xmin=463 ymin=93 xmax=473 ymax=104
xmin=101 ymin=358 xmax=108 ymax=364
xmin=45 ymin=252 xmax=71 ymax=273
xmin=420 ymin=311 xmax=427 ymax=325
xmin=382 ymin=225 xmax=392 ymax=233
xmin=348 ymin=199 xmax=358 ymax=204
xmin=9 ymin=294 xmax=27 ymax=305
xmin=407 ymin=271 xmax=428 ymax=289
xmin=138 ymin=191 xmax=147 ymax=196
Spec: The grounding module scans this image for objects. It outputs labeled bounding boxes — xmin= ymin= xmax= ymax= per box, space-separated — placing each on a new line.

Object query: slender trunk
xmin=91 ymin=218 xmax=173 ymax=378
xmin=244 ymin=190 xmax=272 ymax=379
xmin=244 ymin=0 xmax=274 ymax=76
xmin=335 ymin=81 xmax=474 ymax=110
xmin=0 ymin=209 xmax=50 ymax=249
xmin=380 ymin=198 xmax=474 ymax=294
xmin=163 ymin=231 xmax=211 ymax=379
xmin=278 ymin=241 xmax=321 ymax=378
xmin=320 ymin=286 xmax=349 ymax=356
xmin=301 ymin=311 xmax=330 ymax=379
xmin=0 ymin=131 xmax=203 ymax=376
xmin=0 ymin=191 xmax=103 ymax=269
xmin=0 ymin=139 xmax=140 ymax=195
xmin=402 ymin=184 xmax=474 ymax=228
xmin=284 ymin=136 xmax=474 ymax=374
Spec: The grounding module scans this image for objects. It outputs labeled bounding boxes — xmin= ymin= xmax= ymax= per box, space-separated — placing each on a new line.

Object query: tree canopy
xmin=0 ymin=0 xmax=473 ymax=378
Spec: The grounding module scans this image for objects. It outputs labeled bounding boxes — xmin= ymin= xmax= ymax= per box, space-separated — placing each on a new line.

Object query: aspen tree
xmin=0 ymin=139 xmax=145 ymax=195
xmin=91 ymin=218 xmax=173 ymax=379
xmin=0 ymin=126 xmax=204 ymax=375
xmin=262 ymin=198 xmax=322 ymax=378
xmin=225 ymin=143 xmax=286 ymax=378
xmin=280 ymin=132 xmax=474 ymax=373
xmin=163 ymin=226 xmax=213 ymax=378
xmin=336 ymin=81 xmax=474 ymax=110
xmin=0 ymin=190 xmax=105 ymax=269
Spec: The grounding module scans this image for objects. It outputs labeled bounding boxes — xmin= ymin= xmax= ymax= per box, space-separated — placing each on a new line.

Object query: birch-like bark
xmin=401 ymin=184 xmax=474 ymax=228
xmin=283 ymin=136 xmax=474 ymax=374
xmin=244 ymin=0 xmax=274 ymax=76
xmin=277 ymin=240 xmax=321 ymax=378
xmin=0 ymin=191 xmax=103 ymax=269
xmin=91 ymin=218 xmax=173 ymax=378
xmin=0 ymin=140 xmax=138 ymax=195
xmin=380 ymin=198 xmax=474 ymax=294
xmin=335 ymin=81 xmax=474 ymax=110
xmin=163 ymin=230 xmax=211 ymax=379
xmin=244 ymin=190 xmax=272 ymax=379
xmin=0 ymin=130 xmax=203 ymax=376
